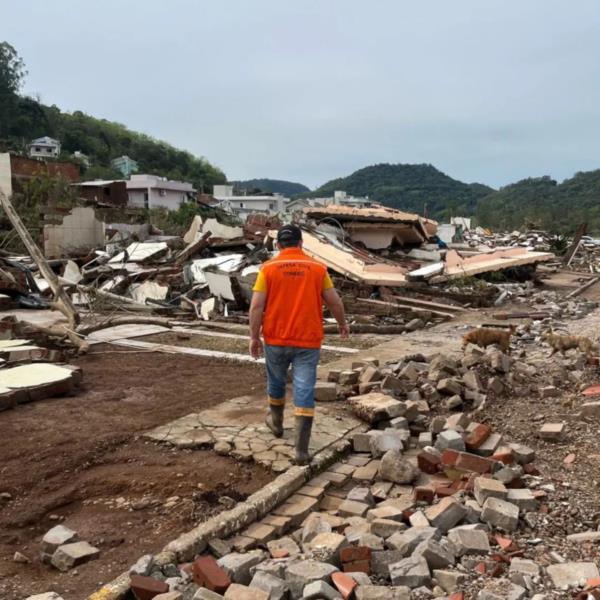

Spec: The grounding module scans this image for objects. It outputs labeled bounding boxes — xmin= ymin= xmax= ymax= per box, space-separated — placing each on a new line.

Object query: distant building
xmin=77 ymin=180 xmax=128 ymax=207
xmin=127 ymin=174 xmax=195 ymax=210
xmin=111 ymin=155 xmax=139 ymax=177
xmin=213 ymin=184 xmax=289 ymax=221
xmin=314 ymin=190 xmax=373 ymax=209
xmin=72 ymin=150 xmax=90 ymax=168
xmin=27 ymin=136 xmax=61 ymax=159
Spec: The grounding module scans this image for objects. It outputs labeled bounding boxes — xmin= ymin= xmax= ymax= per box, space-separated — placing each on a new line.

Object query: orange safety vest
xmin=254 ymin=247 xmax=331 ymax=348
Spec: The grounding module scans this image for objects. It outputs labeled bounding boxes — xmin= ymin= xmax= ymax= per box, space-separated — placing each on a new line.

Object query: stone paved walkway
xmin=145 ymin=394 xmax=366 ymax=472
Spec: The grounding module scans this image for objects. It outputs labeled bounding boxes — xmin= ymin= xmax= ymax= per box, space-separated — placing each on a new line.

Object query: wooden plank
xmin=356 ymin=297 xmax=453 ymax=319
xmin=563 ymin=223 xmax=587 ymax=266
xmin=566 ymin=276 xmax=600 ymax=299
xmin=0 ymin=190 xmax=80 ymax=326
xmin=390 ymin=294 xmax=466 ymax=313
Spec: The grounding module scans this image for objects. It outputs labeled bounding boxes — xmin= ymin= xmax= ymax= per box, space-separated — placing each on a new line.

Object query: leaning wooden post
xmin=0 ymin=189 xmax=80 ymax=327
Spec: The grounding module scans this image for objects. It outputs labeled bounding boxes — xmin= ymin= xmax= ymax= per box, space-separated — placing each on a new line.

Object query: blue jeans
xmin=264 ymin=344 xmax=320 ymax=416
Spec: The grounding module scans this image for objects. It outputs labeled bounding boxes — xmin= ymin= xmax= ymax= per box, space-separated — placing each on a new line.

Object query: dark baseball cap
xmin=277 ymin=224 xmax=302 ymax=244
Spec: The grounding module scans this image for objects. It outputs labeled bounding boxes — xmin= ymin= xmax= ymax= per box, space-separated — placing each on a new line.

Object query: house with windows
xmin=111 ymin=155 xmax=139 ymax=177
xmin=212 ymin=184 xmax=289 ymax=221
xmin=27 ymin=136 xmax=61 ymax=159
xmin=126 ymin=174 xmax=195 ymax=210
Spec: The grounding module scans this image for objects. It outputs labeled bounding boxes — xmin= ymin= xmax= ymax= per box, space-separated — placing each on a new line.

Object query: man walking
xmin=249 ymin=224 xmax=348 ymax=465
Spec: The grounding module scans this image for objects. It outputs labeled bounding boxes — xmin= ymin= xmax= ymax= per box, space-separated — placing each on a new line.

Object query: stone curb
xmin=87 ymin=435 xmax=354 ymax=599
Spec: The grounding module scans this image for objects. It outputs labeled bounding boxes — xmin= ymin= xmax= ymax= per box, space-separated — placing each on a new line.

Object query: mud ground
xmin=0 ymin=349 xmax=271 ymax=600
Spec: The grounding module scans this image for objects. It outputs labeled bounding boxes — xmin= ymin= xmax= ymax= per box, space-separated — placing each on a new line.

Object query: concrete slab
xmin=145 ymin=394 xmax=366 ymax=472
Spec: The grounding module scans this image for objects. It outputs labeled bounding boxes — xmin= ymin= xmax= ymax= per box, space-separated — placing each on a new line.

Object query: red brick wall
xmin=10 ymin=155 xmax=80 ymax=182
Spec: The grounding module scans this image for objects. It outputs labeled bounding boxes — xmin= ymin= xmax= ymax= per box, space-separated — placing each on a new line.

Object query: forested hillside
xmin=476 ymin=171 xmax=600 ymax=233
xmin=0 ymin=42 xmax=226 ymax=191
xmin=308 ymin=163 xmax=494 ymax=220
xmin=232 ymin=178 xmax=309 ymax=196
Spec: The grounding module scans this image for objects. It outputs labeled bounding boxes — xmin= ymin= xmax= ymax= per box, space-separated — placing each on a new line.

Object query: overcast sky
xmin=2 ymin=0 xmax=600 ymax=189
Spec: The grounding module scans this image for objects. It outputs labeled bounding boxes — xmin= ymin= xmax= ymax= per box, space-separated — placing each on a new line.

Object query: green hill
xmin=308 ymin=163 xmax=494 ymax=221
xmin=476 ymin=170 xmax=600 ymax=234
xmin=0 ymin=42 xmax=225 ymax=192
xmin=232 ymin=178 xmax=310 ymax=196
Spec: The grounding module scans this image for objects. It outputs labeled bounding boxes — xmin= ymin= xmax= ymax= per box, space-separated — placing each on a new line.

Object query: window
xmin=35 ymin=147 xmax=40 ymax=152
xmin=239 ymin=202 xmax=245 ymax=208
xmin=269 ymin=202 xmax=274 ymax=210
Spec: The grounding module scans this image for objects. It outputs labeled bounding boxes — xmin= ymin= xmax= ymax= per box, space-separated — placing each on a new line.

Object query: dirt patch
xmin=0 ymin=348 xmax=271 ymax=600
xmin=142 ymin=331 xmax=347 ymax=364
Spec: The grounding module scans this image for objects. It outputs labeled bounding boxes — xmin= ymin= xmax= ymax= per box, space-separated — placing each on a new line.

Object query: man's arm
xmin=322 ymin=287 xmax=349 ymax=338
xmin=249 ymin=291 xmax=267 ymax=358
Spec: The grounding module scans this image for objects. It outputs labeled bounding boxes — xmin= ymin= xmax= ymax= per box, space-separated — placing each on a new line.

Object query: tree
xmin=0 ymin=42 xmax=27 ymax=137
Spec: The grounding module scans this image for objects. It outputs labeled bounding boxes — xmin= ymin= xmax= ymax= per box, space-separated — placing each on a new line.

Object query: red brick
xmin=413 ymin=486 xmax=435 ymax=504
xmin=342 ymin=559 xmax=370 ymax=574
xmin=586 ymin=578 xmax=600 ymax=589
xmin=435 ymin=485 xmax=456 ymax=498
xmin=418 ymin=451 xmax=441 ymax=474
xmin=130 ymin=575 xmax=169 ymax=600
xmin=440 ymin=448 xmax=460 ymax=466
xmin=192 ymin=555 xmax=231 ymax=594
xmin=340 ymin=545 xmax=371 ymax=563
xmin=331 ymin=571 xmax=358 ymax=599
xmin=449 ymin=594 xmax=465 ymax=600
xmin=474 ymin=562 xmax=486 ymax=574
xmin=491 ymin=448 xmax=514 ymax=465
xmin=494 ymin=535 xmax=516 ymax=551
xmin=456 ymin=453 xmax=495 ymax=474
xmin=465 ymin=424 xmax=492 ymax=450
xmin=523 ymin=463 xmax=540 ymax=476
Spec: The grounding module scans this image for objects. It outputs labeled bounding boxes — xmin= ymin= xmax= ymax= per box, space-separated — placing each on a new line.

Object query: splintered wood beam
xmin=0 ymin=190 xmax=80 ymax=327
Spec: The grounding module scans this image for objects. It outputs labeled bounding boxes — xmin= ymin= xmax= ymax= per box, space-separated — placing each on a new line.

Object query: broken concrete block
xmin=314 ymin=381 xmax=338 ymax=402
xmin=509 ymin=558 xmax=540 ymax=577
xmin=370 ymin=518 xmax=406 ymax=539
xmin=370 ymin=550 xmax=405 ymax=576
xmin=475 ymin=432 xmax=502 ymax=457
xmin=539 ymin=385 xmax=559 ymax=398
xmin=447 ymin=527 xmax=490 ymax=556
xmin=443 ymin=395 xmax=463 ymax=410
xmin=433 ymin=569 xmax=466 ymax=593
xmin=377 ymin=449 xmax=418 ymax=484
xmin=463 ymin=370 xmax=484 ymax=392
xmin=474 ymin=477 xmax=507 ymax=505
xmin=546 ymin=562 xmax=599 ymax=588
xmin=285 ymin=560 xmax=338 ymax=598
xmin=130 ymin=554 xmax=155 ymax=577
xmin=370 ymin=430 xmax=406 ymax=458
xmin=389 ymin=555 xmax=431 ymax=587
xmin=50 ymin=541 xmax=99 ymax=572
xmin=249 ymin=571 xmax=288 ymax=600
xmin=349 ymin=393 xmax=405 ymax=424
xmin=481 ymin=497 xmax=519 ymax=532
xmin=218 ymin=550 xmax=266 ymax=585
xmin=338 ymin=370 xmax=359 ymax=385
xmin=406 ymin=318 xmax=426 ymax=332
xmin=435 ymin=430 xmax=466 ymax=452
xmin=539 ymin=422 xmax=565 ymax=441
xmin=507 ymin=442 xmax=535 ymax=464
xmin=42 ymin=525 xmax=78 ymax=555
xmin=387 ymin=526 xmax=441 ymax=556
xmin=24 ymin=595 xmax=64 ymax=600
xmin=266 ymin=536 xmax=300 ymax=558
xmin=487 ymin=376 xmax=505 ymax=395
xmin=437 ymin=378 xmax=463 ymax=396
xmin=355 ymin=586 xmax=410 ymax=599
xmin=224 ymin=583 xmax=268 ymax=599
xmin=506 ymin=489 xmax=537 ymax=512
xmin=413 ymin=538 xmax=455 ymax=569
xmin=424 ymin=497 xmax=467 ymax=532
xmin=306 ymin=532 xmax=348 ymax=564
xmin=303 ymin=579 xmax=342 ymax=599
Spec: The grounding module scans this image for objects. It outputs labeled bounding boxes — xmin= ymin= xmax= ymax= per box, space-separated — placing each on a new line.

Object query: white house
xmin=27 ymin=136 xmax=61 ymax=159
xmin=310 ymin=190 xmax=373 ymax=209
xmin=127 ymin=174 xmax=196 ymax=210
xmin=213 ymin=184 xmax=289 ymax=221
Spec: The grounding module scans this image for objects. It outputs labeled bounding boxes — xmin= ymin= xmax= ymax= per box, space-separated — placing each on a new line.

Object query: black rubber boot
xmin=294 ymin=415 xmax=313 ymax=466
xmin=265 ymin=402 xmax=284 ymax=438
